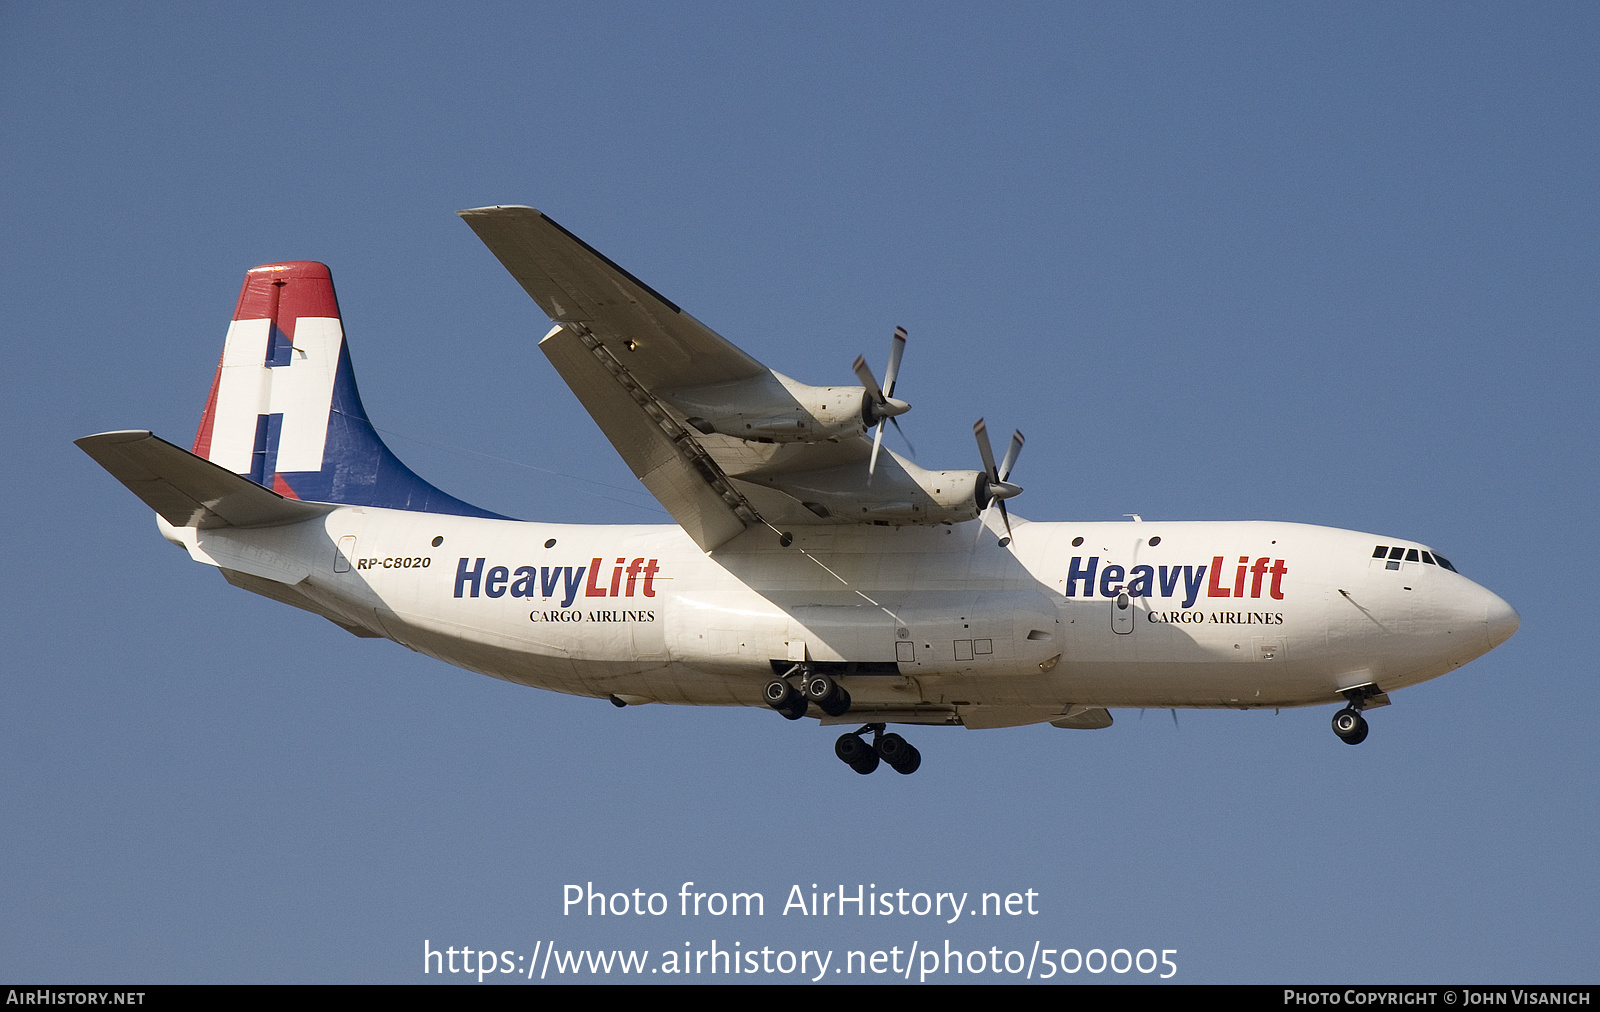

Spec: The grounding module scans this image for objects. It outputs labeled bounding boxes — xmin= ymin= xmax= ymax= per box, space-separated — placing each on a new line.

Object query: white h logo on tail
xmin=206 ymin=316 xmax=342 ymax=475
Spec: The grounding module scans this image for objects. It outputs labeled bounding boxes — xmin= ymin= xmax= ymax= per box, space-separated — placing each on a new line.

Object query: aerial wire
xmin=372 ymin=423 xmax=670 ymax=515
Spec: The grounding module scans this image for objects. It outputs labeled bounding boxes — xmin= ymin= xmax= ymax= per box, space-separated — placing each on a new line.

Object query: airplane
xmin=77 ymin=205 xmax=1520 ymax=775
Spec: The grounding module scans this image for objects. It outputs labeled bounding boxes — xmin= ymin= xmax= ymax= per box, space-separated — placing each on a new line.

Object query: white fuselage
xmin=168 ymin=507 xmax=1518 ymax=726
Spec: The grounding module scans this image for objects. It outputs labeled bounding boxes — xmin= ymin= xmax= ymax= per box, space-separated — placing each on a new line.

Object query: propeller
xmin=973 ymin=418 xmax=1025 ymax=546
xmin=853 ymin=326 xmax=911 ymax=476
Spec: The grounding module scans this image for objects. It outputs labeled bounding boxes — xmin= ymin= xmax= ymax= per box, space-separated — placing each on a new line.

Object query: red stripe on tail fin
xmin=192 ymin=354 xmax=224 ymax=456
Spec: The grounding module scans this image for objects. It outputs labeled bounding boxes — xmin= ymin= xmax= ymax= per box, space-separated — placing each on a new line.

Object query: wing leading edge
xmin=458 ymin=206 xmax=765 ymax=389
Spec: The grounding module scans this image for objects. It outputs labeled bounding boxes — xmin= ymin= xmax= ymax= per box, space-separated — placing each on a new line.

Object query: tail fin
xmin=192 ymin=261 xmax=506 ymax=519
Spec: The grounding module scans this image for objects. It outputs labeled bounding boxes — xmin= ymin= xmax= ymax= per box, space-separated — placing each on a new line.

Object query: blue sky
xmin=3 ymin=3 xmax=1596 ymax=983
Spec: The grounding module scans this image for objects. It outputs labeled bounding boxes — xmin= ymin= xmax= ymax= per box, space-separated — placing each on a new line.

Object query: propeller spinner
xmin=973 ymin=418 xmax=1025 ymax=546
xmin=853 ymin=326 xmax=912 ymax=476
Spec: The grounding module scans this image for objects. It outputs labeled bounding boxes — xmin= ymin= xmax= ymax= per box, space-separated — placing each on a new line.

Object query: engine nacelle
xmin=740 ymin=456 xmax=984 ymax=526
xmin=663 ymin=371 xmax=873 ymax=444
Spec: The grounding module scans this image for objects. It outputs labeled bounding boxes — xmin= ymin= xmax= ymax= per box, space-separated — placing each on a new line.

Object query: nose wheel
xmin=1331 ymin=684 xmax=1387 ymax=745
xmin=836 ymin=724 xmax=922 ymax=775
xmin=1332 ymin=707 xmax=1369 ymax=745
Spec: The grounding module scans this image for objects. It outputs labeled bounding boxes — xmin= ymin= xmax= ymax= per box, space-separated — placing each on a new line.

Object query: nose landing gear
xmin=1331 ymin=707 xmax=1369 ymax=745
xmin=1331 ymin=683 xmax=1388 ymax=745
xmin=836 ymin=724 xmax=922 ymax=775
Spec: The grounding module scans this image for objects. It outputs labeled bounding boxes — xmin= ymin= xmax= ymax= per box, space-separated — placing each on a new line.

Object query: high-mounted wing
xmin=459 ymin=206 xmax=991 ymax=551
xmin=457 ymin=206 xmax=767 ymax=390
xmin=460 ymin=206 xmax=770 ymax=548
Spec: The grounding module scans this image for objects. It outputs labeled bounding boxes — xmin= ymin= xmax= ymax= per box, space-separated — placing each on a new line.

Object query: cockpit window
xmin=1371 ymin=544 xmax=1456 ymax=573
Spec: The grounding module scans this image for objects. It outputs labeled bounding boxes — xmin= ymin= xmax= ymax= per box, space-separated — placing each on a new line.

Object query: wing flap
xmin=540 ymin=327 xmax=752 ymax=551
xmin=76 ymin=430 xmax=334 ymax=529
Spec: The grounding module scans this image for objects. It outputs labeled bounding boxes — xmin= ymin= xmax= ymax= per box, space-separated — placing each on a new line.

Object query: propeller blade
xmin=998 ymin=430 xmax=1025 ymax=482
xmin=889 ymin=415 xmax=916 ymax=458
xmin=883 ymin=327 xmax=907 ymax=399
xmin=974 ymin=419 xmax=1023 ymax=545
xmin=973 ymin=419 xmax=999 ymax=481
xmin=852 ymin=355 xmax=885 ymax=406
xmin=861 ymin=333 xmax=912 ymax=477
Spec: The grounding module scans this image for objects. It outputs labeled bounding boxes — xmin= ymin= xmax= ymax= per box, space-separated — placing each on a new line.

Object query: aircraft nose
xmin=1485 ymin=590 xmax=1520 ymax=649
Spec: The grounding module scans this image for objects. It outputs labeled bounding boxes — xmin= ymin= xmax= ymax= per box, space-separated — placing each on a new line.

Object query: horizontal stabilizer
xmin=76 ymin=430 xmax=334 ymax=529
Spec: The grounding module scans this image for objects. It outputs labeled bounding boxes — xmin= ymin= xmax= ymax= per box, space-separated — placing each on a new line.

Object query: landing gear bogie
xmin=766 ymin=667 xmax=851 ymax=718
xmin=763 ymin=677 xmax=809 ymax=720
xmin=874 ymin=732 xmax=921 ymax=774
xmin=804 ymin=673 xmax=852 ymax=717
xmin=833 ymin=724 xmax=922 ymax=775
xmin=765 ymin=670 xmax=923 ymax=774
xmin=835 ymin=732 xmax=880 ymax=774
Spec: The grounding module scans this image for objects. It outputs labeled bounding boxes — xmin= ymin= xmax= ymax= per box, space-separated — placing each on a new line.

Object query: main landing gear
xmin=764 ymin=666 xmax=851 ymax=720
xmin=836 ymin=724 xmax=922 ymax=775
xmin=763 ymin=669 xmax=922 ymax=774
